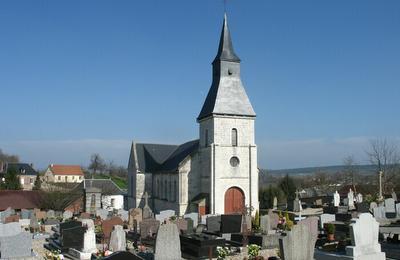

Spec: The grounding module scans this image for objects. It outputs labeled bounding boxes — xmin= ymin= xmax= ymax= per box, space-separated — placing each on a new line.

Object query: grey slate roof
xmin=197 ymin=14 xmax=256 ymax=121
xmin=130 ymin=140 xmax=199 ymax=173
xmin=5 ymin=163 xmax=38 ymax=176
xmin=213 ymin=13 xmax=240 ymax=63
xmin=76 ymin=179 xmax=125 ymax=195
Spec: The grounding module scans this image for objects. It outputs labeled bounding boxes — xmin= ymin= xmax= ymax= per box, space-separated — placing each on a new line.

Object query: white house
xmin=44 ymin=164 xmax=84 ymax=183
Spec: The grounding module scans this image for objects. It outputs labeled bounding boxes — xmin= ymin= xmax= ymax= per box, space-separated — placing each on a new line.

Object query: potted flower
xmin=325 ymin=223 xmax=335 ymax=241
xmin=247 ymin=244 xmax=262 ymax=260
xmin=216 ymin=246 xmax=229 ymax=260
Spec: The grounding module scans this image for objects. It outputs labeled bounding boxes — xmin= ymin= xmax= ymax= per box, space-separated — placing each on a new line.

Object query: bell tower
xmin=198 ymin=14 xmax=258 ymax=215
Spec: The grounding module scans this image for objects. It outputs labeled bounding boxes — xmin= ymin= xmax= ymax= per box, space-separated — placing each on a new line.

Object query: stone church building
xmin=127 ymin=14 xmax=259 ymax=216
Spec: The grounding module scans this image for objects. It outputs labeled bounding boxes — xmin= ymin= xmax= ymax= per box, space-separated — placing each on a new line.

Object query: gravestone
xmin=268 ymin=210 xmax=279 ymax=229
xmin=319 ymin=214 xmax=335 ymax=229
xmin=63 ymin=210 xmax=73 ymax=220
xmin=142 ymin=192 xmax=153 ymax=219
xmin=102 ymin=217 xmax=124 ymax=242
xmin=82 ymin=219 xmax=95 ymax=229
xmin=356 ymin=202 xmax=370 ymax=213
xmin=385 ymin=198 xmax=396 ymax=218
xmin=185 ymin=218 xmax=194 ymax=234
xmin=260 ymin=215 xmax=271 ymax=234
xmin=5 ymin=214 xmax=20 ymax=223
xmin=220 ymin=214 xmax=241 ymax=233
xmin=96 ymin=208 xmax=109 ymax=220
xmin=298 ymin=217 xmax=319 ymax=241
xmin=47 ymin=210 xmax=55 ymax=219
xmin=35 ymin=210 xmax=47 ymax=220
xmin=333 ymin=190 xmax=340 ymax=207
xmin=20 ymin=209 xmax=31 ymax=219
xmin=129 ymin=208 xmax=142 ymax=231
xmin=373 ymin=206 xmax=386 ymax=219
xmin=0 ymin=208 xmax=13 ymax=223
xmin=345 ymin=213 xmax=385 ymax=260
xmin=30 ymin=214 xmax=39 ymax=231
xmin=337 ymin=206 xmax=349 ymax=214
xmin=396 ymin=203 xmax=400 ymax=218
xmin=183 ymin=212 xmax=199 ymax=228
xmin=370 ymin=202 xmax=378 ymax=212
xmin=392 ymin=190 xmax=398 ymax=202
xmin=206 ymin=215 xmax=221 ymax=233
xmin=62 ymin=225 xmax=85 ymax=251
xmin=273 ymin=196 xmax=278 ymax=209
xmin=348 ymin=189 xmax=355 ymax=210
xmin=176 ymin=218 xmax=188 ymax=233
xmin=154 ymin=223 xmax=181 ymax=260
xmin=139 ymin=219 xmax=160 ymax=239
xmin=109 ymin=225 xmax=126 ymax=252
xmin=82 ymin=224 xmax=97 ymax=254
xmin=279 ymin=223 xmax=316 ymax=260
xmin=242 ymin=215 xmax=252 ymax=232
xmin=0 ymin=222 xmax=21 ymax=237
xmin=356 ymin=193 xmax=363 ymax=203
xmin=118 ymin=209 xmax=129 ymax=222
xmin=0 ymin=232 xmax=32 ymax=259
xmin=155 ymin=210 xmax=175 ymax=222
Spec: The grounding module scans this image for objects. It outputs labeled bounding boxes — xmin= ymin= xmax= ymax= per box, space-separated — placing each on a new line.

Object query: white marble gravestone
xmin=346 ymin=213 xmax=385 ymax=260
xmin=385 ymin=198 xmax=396 ymax=214
xmin=333 ymin=191 xmax=340 ymax=207
xmin=319 ymin=214 xmax=336 ymax=229
xmin=109 ymin=225 xmax=126 ymax=252
xmin=348 ymin=189 xmax=355 ymax=209
xmin=392 ymin=190 xmax=397 ymax=202
xmin=273 ymin=196 xmax=278 ymax=209
xmin=356 ymin=193 xmax=363 ymax=203
xmin=373 ymin=206 xmax=386 ymax=219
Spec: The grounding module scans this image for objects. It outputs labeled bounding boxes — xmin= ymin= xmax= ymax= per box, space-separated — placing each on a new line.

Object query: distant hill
xmin=262 ymin=164 xmax=377 ymax=177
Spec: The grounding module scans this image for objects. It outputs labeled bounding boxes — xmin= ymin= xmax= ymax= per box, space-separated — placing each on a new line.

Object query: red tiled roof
xmin=0 ymin=190 xmax=42 ymax=210
xmin=50 ymin=165 xmax=84 ymax=176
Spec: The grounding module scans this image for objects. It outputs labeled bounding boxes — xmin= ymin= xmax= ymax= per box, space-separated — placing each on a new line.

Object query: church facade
xmin=127 ymin=14 xmax=259 ymax=216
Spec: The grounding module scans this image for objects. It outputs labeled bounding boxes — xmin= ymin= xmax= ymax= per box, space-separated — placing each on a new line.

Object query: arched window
xmin=231 ymin=128 xmax=238 ymax=146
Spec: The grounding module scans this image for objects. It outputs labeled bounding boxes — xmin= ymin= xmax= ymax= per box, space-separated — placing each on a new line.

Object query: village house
xmin=127 ymin=14 xmax=259 ymax=216
xmin=44 ymin=164 xmax=84 ymax=183
xmin=0 ymin=162 xmax=39 ymax=190
xmin=74 ymin=179 xmax=125 ymax=213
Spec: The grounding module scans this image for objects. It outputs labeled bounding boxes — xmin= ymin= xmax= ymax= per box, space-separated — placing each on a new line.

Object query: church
xmin=127 ymin=14 xmax=259 ymax=216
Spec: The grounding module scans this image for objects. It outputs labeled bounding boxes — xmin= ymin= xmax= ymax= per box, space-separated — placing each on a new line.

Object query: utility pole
xmin=378 ymin=170 xmax=383 ymax=201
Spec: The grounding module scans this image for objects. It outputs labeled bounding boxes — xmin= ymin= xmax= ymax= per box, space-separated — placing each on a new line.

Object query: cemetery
xmin=0 ymin=188 xmax=399 ymax=259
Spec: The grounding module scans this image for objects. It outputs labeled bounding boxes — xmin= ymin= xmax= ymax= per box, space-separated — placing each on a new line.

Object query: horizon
xmin=1 ymin=1 xmax=399 ymax=170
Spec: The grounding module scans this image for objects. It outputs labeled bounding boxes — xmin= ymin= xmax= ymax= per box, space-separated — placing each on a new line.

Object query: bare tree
xmin=0 ymin=149 xmax=19 ymax=163
xmin=366 ymin=138 xmax=400 ymax=194
xmin=342 ymin=155 xmax=359 ymax=187
xmin=88 ymin=153 xmax=106 ymax=178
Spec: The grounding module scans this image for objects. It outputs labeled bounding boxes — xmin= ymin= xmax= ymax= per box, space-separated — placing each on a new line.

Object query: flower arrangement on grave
xmin=247 ymin=244 xmax=262 ymax=259
xmin=277 ymin=211 xmax=293 ymax=231
xmin=216 ymin=246 xmax=229 ymax=259
xmin=44 ymin=249 xmax=64 ymax=260
xmin=169 ymin=215 xmax=177 ymax=221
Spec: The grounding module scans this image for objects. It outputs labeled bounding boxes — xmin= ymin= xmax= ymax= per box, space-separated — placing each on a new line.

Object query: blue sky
xmin=0 ymin=1 xmax=399 ymax=170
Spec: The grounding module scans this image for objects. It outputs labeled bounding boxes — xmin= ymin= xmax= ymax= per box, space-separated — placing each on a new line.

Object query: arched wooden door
xmin=224 ymin=187 xmax=245 ymax=214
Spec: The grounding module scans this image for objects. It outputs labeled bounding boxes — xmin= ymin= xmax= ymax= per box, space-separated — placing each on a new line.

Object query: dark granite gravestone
xmin=220 ymin=214 xmax=242 ymax=233
xmin=206 ymin=215 xmax=221 ymax=233
xmin=185 ymin=218 xmax=194 ymax=234
xmin=335 ymin=213 xmax=352 ymax=222
xmin=180 ymin=233 xmax=225 ymax=258
xmin=356 ymin=202 xmax=370 ymax=213
xmin=337 ymin=206 xmax=349 ymax=214
xmin=62 ymin=225 xmax=86 ymax=251
xmin=59 ymin=220 xmax=82 ymax=237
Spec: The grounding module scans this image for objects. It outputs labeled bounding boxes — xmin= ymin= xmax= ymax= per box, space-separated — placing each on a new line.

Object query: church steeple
xmin=197 ymin=14 xmax=255 ymax=122
xmin=213 ymin=13 xmax=240 ymax=64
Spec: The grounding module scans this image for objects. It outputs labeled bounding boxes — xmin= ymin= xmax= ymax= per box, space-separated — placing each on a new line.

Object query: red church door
xmin=224 ymin=187 xmax=245 ymax=214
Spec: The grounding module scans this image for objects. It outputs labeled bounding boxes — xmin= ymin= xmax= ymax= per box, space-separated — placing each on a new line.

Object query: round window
xmin=230 ymin=156 xmax=240 ymax=167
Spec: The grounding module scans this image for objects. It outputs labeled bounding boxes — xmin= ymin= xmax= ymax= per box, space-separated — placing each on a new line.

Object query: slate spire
xmin=213 ymin=13 xmax=240 ymax=64
xmin=197 ymin=14 xmax=255 ymax=121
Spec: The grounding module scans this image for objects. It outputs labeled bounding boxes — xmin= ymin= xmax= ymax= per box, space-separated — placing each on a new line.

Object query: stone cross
xmin=348 ymin=189 xmax=355 ymax=209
